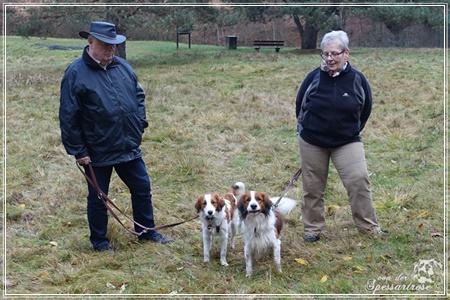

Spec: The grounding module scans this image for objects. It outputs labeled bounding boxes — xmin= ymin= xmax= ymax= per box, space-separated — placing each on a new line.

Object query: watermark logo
xmin=411 ymin=259 xmax=443 ymax=284
xmin=365 ymin=258 xmax=443 ymax=294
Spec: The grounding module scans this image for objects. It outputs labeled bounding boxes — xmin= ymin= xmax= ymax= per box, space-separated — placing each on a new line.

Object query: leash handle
xmin=273 ymin=167 xmax=302 ymax=208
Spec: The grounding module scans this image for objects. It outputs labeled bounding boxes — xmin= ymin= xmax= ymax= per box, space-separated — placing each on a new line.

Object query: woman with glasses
xmin=295 ymin=30 xmax=383 ymax=243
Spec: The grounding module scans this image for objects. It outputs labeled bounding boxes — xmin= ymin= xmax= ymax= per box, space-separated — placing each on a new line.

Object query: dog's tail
xmin=270 ymin=197 xmax=298 ymax=215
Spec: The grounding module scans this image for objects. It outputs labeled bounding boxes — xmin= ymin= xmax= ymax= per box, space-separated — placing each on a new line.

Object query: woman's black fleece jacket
xmin=295 ymin=62 xmax=372 ymax=148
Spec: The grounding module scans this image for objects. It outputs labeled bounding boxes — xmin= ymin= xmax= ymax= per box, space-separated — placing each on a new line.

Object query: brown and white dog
xmin=237 ymin=190 xmax=287 ymax=277
xmin=195 ymin=185 xmax=241 ymax=266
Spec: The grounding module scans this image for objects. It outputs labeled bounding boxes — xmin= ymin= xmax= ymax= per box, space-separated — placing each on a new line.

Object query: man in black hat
xmin=59 ymin=21 xmax=173 ymax=252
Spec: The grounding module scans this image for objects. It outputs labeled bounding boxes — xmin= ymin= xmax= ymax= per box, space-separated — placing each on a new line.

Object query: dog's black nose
xmin=207 ymin=210 xmax=213 ymax=215
xmin=250 ymin=204 xmax=257 ymax=210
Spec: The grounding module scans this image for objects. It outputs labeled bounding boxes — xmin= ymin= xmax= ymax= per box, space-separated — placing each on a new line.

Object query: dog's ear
xmin=195 ymin=195 xmax=204 ymax=212
xmin=237 ymin=193 xmax=248 ymax=218
xmin=214 ymin=194 xmax=226 ymax=211
xmin=262 ymin=192 xmax=273 ymax=216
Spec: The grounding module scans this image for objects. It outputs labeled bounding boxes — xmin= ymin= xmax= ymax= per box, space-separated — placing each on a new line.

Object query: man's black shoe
xmin=94 ymin=243 xmax=113 ymax=252
xmin=140 ymin=233 xmax=174 ymax=244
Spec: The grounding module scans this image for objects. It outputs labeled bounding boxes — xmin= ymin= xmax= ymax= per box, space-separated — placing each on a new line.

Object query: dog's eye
xmin=203 ymin=201 xmax=207 ymax=206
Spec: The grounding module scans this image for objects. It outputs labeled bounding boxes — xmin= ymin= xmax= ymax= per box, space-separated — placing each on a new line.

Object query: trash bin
xmin=227 ymin=35 xmax=237 ymax=50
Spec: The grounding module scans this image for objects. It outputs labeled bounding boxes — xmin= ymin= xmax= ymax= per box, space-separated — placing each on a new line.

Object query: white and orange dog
xmin=237 ymin=190 xmax=296 ymax=277
xmin=195 ymin=182 xmax=244 ymax=266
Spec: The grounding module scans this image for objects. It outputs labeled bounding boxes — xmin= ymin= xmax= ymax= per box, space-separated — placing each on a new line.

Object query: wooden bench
xmin=253 ymin=40 xmax=285 ymax=52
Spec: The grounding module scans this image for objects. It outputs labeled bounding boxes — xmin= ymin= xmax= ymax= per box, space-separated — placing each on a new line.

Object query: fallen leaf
xmin=357 ymin=265 xmax=366 ymax=270
xmin=320 ymin=275 xmax=328 ymax=282
xmin=295 ymin=258 xmax=309 ymax=266
xmin=326 ymin=205 xmax=340 ymax=216
xmin=18 ymin=204 xmax=25 ymax=209
xmin=417 ymin=211 xmax=429 ymax=218
xmin=49 ymin=241 xmax=58 ymax=247
xmin=342 ymin=256 xmax=352 ymax=261
xmin=418 ymin=223 xmax=424 ymax=229
xmin=352 ymin=265 xmax=366 ymax=274
xmin=365 ymin=257 xmax=372 ymax=263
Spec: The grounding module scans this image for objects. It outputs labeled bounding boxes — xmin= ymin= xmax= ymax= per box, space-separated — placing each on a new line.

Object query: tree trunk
xmin=216 ymin=24 xmax=220 ymax=46
xmin=105 ymin=7 xmax=127 ymax=59
xmin=115 ymin=42 xmax=126 ymax=59
xmin=114 ymin=21 xmax=126 ymax=59
xmin=302 ymin=23 xmax=319 ymax=49
xmin=293 ymin=14 xmax=318 ymax=49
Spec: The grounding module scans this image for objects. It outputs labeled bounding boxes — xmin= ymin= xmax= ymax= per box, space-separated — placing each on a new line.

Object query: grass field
xmin=3 ymin=36 xmax=447 ymax=298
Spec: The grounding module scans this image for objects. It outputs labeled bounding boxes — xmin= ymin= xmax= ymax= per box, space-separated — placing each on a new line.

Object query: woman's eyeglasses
xmin=320 ymin=50 xmax=345 ymax=59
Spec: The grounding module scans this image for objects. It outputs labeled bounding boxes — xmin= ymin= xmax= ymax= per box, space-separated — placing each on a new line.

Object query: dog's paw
xmin=220 ymin=260 xmax=229 ymax=267
xmin=203 ymin=258 xmax=210 ymax=263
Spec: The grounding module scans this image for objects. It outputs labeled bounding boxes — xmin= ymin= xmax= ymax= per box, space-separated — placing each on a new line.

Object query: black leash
xmin=273 ymin=167 xmax=302 ymax=208
xmin=77 ymin=163 xmax=198 ymax=236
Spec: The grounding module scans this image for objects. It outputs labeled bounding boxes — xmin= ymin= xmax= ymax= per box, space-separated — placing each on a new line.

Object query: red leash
xmin=77 ymin=163 xmax=198 ymax=236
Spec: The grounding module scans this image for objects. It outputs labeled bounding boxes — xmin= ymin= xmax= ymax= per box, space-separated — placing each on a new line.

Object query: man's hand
xmin=76 ymin=156 xmax=91 ymax=165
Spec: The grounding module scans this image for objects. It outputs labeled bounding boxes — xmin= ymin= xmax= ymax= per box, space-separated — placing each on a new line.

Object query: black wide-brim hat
xmin=79 ymin=21 xmax=126 ymax=45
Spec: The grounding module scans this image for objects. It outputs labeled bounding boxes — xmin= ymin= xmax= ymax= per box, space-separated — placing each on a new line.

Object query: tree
xmin=354 ymin=5 xmax=421 ymax=35
xmin=351 ymin=2 xmax=447 ymax=46
xmin=6 ymin=2 xmax=446 ymax=50
xmin=281 ymin=4 xmax=343 ymax=49
xmin=10 ymin=5 xmax=92 ymax=38
xmin=239 ymin=3 xmax=342 ymax=49
xmin=103 ymin=6 xmax=143 ymax=59
xmin=213 ymin=6 xmax=244 ymax=46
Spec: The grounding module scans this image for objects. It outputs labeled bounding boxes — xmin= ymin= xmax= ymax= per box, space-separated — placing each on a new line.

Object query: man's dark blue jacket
xmin=296 ymin=62 xmax=372 ymax=148
xmin=59 ymin=46 xmax=148 ymax=166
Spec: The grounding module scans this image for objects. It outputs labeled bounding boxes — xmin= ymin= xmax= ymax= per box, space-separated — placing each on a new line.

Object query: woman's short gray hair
xmin=320 ymin=30 xmax=349 ymax=50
